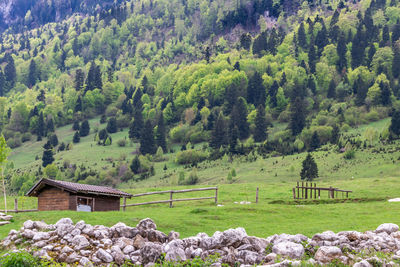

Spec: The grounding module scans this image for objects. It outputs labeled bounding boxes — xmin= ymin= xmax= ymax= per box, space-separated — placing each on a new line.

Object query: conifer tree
xmin=367 ymin=43 xmax=376 ymax=67
xmin=380 ymin=81 xmax=391 ymax=106
xmin=351 ymin=25 xmax=365 ymax=68
xmin=42 ymin=141 xmax=54 ymax=167
xmin=73 ymin=131 xmax=80 ymax=143
xmin=308 ymin=38 xmax=316 ymax=73
xmin=380 ymin=25 xmax=390 ymax=47
xmin=310 ymin=131 xmax=320 ymax=151
xmin=4 ymin=54 xmax=16 ymax=90
xmin=234 ymin=97 xmax=250 ymax=140
xmin=337 ymin=32 xmax=347 ymax=71
xmin=289 ymin=96 xmax=306 ymax=136
xmin=354 ymin=76 xmax=368 ymax=106
xmin=392 ymin=20 xmax=400 ymax=43
xmin=130 ymin=155 xmax=141 ymax=174
xmin=80 ymin=120 xmax=90 ymax=137
xmin=106 ymin=117 xmax=118 ymax=133
xmin=297 ymin=22 xmax=307 ymax=49
xmin=393 ymin=45 xmax=400 ymax=79
xmin=327 ymin=79 xmax=336 ymax=98
xmin=331 ymin=124 xmax=340 ymax=144
xmin=210 ymin=112 xmax=227 ymax=149
xmin=37 ymin=112 xmax=45 ymax=139
xmin=0 ymin=70 xmax=4 ymax=97
xmin=389 ymin=109 xmax=400 ymax=136
xmin=268 ymin=81 xmax=279 ymax=108
xmin=72 ymin=120 xmax=80 ymax=131
xmin=140 ymin=120 xmax=156 ymax=155
xmin=46 ymin=118 xmax=55 ymax=133
xmin=300 ymin=153 xmax=318 ymax=181
xmin=49 ymin=134 xmax=58 ymax=147
xmin=129 ymin=88 xmax=144 ymax=139
xmin=228 ymin=122 xmax=239 ymax=153
xmin=28 ymin=59 xmax=38 ymax=87
xmin=155 ymin=113 xmax=167 ymax=153
xmin=75 ymin=96 xmax=83 ymax=112
xmin=74 ymin=69 xmax=84 ymax=91
xmin=254 ymin=105 xmax=268 ymax=142
xmin=247 ymin=72 xmax=266 ymax=107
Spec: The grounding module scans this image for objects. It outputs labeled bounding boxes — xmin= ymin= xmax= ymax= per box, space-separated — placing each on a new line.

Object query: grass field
xmin=1 ymin=177 xmax=400 ymax=240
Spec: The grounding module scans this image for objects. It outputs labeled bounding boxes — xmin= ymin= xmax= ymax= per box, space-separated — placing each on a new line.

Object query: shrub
xmin=343 ymin=149 xmax=355 ymax=159
xmin=186 ymin=170 xmax=199 ymax=185
xmin=117 ymin=139 xmax=127 ymax=147
xmin=7 ymin=137 xmax=22 ymax=148
xmin=175 ymin=150 xmax=207 ymax=165
xmin=169 ymin=124 xmax=190 ymax=143
xmin=21 ymin=132 xmax=32 ymax=142
xmin=0 ymin=251 xmax=41 ymax=267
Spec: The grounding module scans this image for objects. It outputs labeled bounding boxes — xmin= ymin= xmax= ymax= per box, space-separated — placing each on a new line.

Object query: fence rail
xmin=121 ymin=187 xmax=218 ymax=210
xmin=0 ymin=199 xmax=38 ymax=213
xmin=292 ymin=182 xmax=352 ymax=200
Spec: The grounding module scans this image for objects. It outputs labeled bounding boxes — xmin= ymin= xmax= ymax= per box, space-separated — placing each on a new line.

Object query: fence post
xmin=301 ymin=182 xmax=304 ymax=199
xmin=169 ymin=191 xmax=173 ymax=208
xmin=297 ymin=182 xmax=299 ymax=199
xmin=14 ymin=198 xmax=18 ymax=213
xmin=292 ymin=188 xmax=296 ymax=199
xmin=305 ymin=182 xmax=308 ymax=199
xmin=123 ymin=197 xmax=126 ymax=212
xmin=215 ymin=187 xmax=218 ymax=205
xmin=256 ymin=187 xmax=259 ymax=203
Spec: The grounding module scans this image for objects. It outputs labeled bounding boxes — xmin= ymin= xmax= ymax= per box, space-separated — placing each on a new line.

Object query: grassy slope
xmin=2 ymin=118 xmax=399 ymax=240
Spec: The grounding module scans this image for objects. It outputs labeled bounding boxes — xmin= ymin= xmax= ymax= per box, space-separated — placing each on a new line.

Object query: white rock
xmin=376 ymin=223 xmax=399 ymax=234
xmin=72 ymin=235 xmax=90 ymax=250
xmin=55 ymin=218 xmax=73 ymax=226
xmin=23 ymin=220 xmax=34 ymax=229
xmin=123 ymin=245 xmax=135 ymax=254
xmin=315 ymin=246 xmax=343 ymax=263
xmin=353 ymin=260 xmax=373 ymax=267
xmin=272 ymin=241 xmax=304 ymax=259
xmin=96 ymin=248 xmax=113 ymax=263
xmin=32 ymin=232 xmax=50 ymax=242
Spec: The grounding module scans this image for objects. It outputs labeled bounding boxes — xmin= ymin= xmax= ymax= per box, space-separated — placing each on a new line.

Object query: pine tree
xmin=37 ymin=112 xmax=45 ymax=139
xmin=139 ymin=120 xmax=156 ymax=155
xmin=268 ymin=81 xmax=279 ymax=108
xmin=74 ymin=69 xmax=84 ymax=91
xmin=254 ymin=104 xmax=268 ymax=142
xmin=247 ymin=72 xmax=266 ymax=107
xmin=300 ymin=153 xmax=318 ymax=181
xmin=351 ymin=25 xmax=366 ymax=68
xmin=354 ymin=76 xmax=368 ymax=106
xmin=327 ymin=79 xmax=336 ymax=98
xmin=393 ymin=45 xmax=400 ymax=79
xmin=392 ymin=20 xmax=400 ymax=43
xmin=28 ymin=59 xmax=38 ymax=87
xmin=0 ymin=70 xmax=4 ymax=97
xmin=297 ymin=22 xmax=307 ymax=49
xmin=73 ymin=131 xmax=80 ymax=143
xmin=367 ymin=43 xmax=376 ymax=67
xmin=234 ymin=97 xmax=250 ymax=140
xmin=210 ymin=112 xmax=227 ymax=149
xmin=72 ymin=120 xmax=80 ymax=131
xmin=380 ymin=81 xmax=391 ymax=106
xmin=80 ymin=120 xmax=90 ymax=137
xmin=228 ymin=122 xmax=239 ymax=153
xmin=389 ymin=110 xmax=400 ymax=136
xmin=4 ymin=54 xmax=16 ymax=90
xmin=42 ymin=141 xmax=54 ymax=167
xmin=308 ymin=39 xmax=316 ymax=73
xmin=106 ymin=117 xmax=118 ymax=133
xmin=337 ymin=32 xmax=347 ymax=71
xmin=72 ymin=38 xmax=79 ymax=56
xmin=289 ymin=96 xmax=306 ymax=136
xmin=129 ymin=88 xmax=144 ymax=139
xmin=310 ymin=131 xmax=320 ymax=151
xmin=75 ymin=96 xmax=83 ymax=112
xmin=46 ymin=118 xmax=55 ymax=133
xmin=155 ymin=113 xmax=167 ymax=153
xmin=49 ymin=134 xmax=58 ymax=147
xmin=380 ymin=25 xmax=390 ymax=47
xmin=331 ymin=124 xmax=340 ymax=144
xmin=130 ymin=155 xmax=141 ymax=174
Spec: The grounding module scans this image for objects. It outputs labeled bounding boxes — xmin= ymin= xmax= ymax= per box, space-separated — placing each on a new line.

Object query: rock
xmin=71 ymin=235 xmax=90 ymax=250
xmin=23 ymin=220 xmax=34 ymax=229
xmin=168 ymin=231 xmax=180 ymax=242
xmin=133 ymin=234 xmax=146 ymax=249
xmin=137 ymin=218 xmax=157 ymax=231
xmin=21 ymin=229 xmax=35 ymax=239
xmin=61 ymin=246 xmax=74 ymax=254
xmin=376 ymin=224 xmax=399 ymax=234
xmin=265 ymin=252 xmax=277 ymax=263
xmin=115 ymin=237 xmax=134 ymax=249
xmin=33 ymin=241 xmax=48 ymax=248
xmin=32 ymin=232 xmax=50 ymax=242
xmin=71 ymin=228 xmax=81 ymax=236
xmin=0 ymin=215 xmax=13 ymax=221
xmin=56 ymin=223 xmax=74 ymax=237
xmin=96 ymin=248 xmax=113 ymax=263
xmin=55 ymin=218 xmax=73 ymax=226
xmin=164 ymin=240 xmax=186 ymax=262
xmin=147 ymin=229 xmax=168 ymax=243
xmin=141 ymin=242 xmax=162 ymax=264
xmin=353 ymin=260 xmax=373 ymax=267
xmin=238 ymin=250 xmax=259 ymax=265
xmin=79 ymin=257 xmax=93 ymax=267
xmin=33 ymin=221 xmax=49 ymax=230
xmin=123 ymin=245 xmax=135 ymax=254
xmin=65 ymin=252 xmax=80 ymax=264
xmin=272 ymin=241 xmax=304 ymax=259
xmin=315 ymin=246 xmax=343 ymax=264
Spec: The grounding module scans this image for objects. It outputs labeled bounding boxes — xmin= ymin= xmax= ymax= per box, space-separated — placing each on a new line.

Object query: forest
xmin=1 ymin=0 xmax=400 ymax=194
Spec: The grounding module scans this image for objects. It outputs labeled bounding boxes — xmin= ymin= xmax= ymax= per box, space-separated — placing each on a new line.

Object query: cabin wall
xmin=93 ymin=196 xmax=120 ymax=211
xmin=38 ymin=187 xmax=70 ymax=211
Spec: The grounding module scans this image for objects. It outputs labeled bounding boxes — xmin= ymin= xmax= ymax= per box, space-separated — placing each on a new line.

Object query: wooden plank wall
xmin=38 ymin=187 xmax=70 ymax=211
xmin=93 ymin=196 xmax=120 ymax=211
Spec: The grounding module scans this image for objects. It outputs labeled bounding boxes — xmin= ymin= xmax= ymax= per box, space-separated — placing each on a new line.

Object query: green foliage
xmin=0 ymin=251 xmax=42 ymax=267
xmin=175 ymin=150 xmax=208 ymax=165
xmin=300 ymin=153 xmax=318 ymax=181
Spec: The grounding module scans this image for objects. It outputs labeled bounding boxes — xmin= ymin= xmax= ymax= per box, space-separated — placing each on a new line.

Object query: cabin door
xmin=76 ymin=197 xmax=94 ymax=212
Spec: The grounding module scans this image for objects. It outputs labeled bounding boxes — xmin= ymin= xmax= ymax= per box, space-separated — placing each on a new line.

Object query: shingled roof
xmin=26 ymin=178 xmax=132 ymax=198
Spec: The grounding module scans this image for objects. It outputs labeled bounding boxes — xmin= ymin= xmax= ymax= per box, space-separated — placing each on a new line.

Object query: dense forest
xmin=1 ymin=0 xmax=400 ymax=193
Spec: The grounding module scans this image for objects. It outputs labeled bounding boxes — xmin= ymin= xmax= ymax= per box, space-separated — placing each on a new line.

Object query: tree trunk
xmin=2 ymin=168 xmax=6 ymax=214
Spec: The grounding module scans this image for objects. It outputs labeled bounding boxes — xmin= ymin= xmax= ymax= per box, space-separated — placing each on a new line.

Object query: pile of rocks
xmin=0 ymin=212 xmax=12 ymax=226
xmin=1 ymin=218 xmax=400 ymax=266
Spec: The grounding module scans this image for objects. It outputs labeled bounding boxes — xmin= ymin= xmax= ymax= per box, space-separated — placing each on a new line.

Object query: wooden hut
xmin=26 ymin=178 xmax=132 ymax=212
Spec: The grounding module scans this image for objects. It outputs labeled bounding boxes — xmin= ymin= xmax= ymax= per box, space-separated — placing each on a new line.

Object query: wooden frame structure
xmin=292 ymin=182 xmax=352 ymax=200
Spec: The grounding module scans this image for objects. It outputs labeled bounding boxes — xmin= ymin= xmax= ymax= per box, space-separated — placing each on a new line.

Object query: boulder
xmin=376 ymin=224 xmax=399 ymax=235
xmin=23 ymin=220 xmax=34 ymax=229
xmin=141 ymin=242 xmax=162 ymax=264
xmin=96 ymin=248 xmax=113 ymax=263
xmin=71 ymin=235 xmax=90 ymax=250
xmin=32 ymin=232 xmax=50 ymax=242
xmin=272 ymin=241 xmax=304 ymax=259
xmin=137 ymin=218 xmax=157 ymax=231
xmin=55 ymin=218 xmax=73 ymax=226
xmin=56 ymin=223 xmax=74 ymax=237
xmin=315 ymin=246 xmax=343 ymax=264
xmin=353 ymin=260 xmax=373 ymax=267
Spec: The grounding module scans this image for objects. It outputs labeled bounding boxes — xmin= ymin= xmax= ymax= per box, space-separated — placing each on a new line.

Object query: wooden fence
xmin=0 ymin=198 xmax=39 ymax=213
xmin=292 ymin=182 xmax=352 ymax=200
xmin=121 ymin=187 xmax=218 ymax=210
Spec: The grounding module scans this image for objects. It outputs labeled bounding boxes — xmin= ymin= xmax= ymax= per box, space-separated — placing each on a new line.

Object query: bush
xmin=117 ymin=139 xmax=127 ymax=147
xmin=21 ymin=132 xmax=32 ymax=142
xmin=175 ymin=150 xmax=208 ymax=165
xmin=0 ymin=251 xmax=41 ymax=267
xmin=7 ymin=137 xmax=22 ymax=148
xmin=343 ymin=149 xmax=355 ymax=159
xmin=169 ymin=124 xmax=190 ymax=143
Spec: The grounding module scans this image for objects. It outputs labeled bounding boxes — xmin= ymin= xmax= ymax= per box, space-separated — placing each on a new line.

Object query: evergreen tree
xmin=210 ymin=112 xmax=227 ymax=149
xmin=393 ymin=45 xmax=400 ymax=79
xmin=228 ymin=122 xmax=239 ymax=153
xmin=380 ymin=25 xmax=390 ymax=47
xmin=234 ymin=97 xmax=250 ymax=140
xmin=42 ymin=141 xmax=54 ymax=167
xmin=28 ymin=59 xmax=38 ymax=87
xmin=139 ymin=120 xmax=156 ymax=155
xmin=392 ymin=20 xmax=400 ymax=43
xmin=74 ymin=69 xmax=84 ymax=91
xmin=106 ymin=117 xmax=118 ymax=133
xmin=354 ymin=76 xmax=368 ymax=106
xmin=389 ymin=109 xmax=400 ymax=136
xmin=46 ymin=118 xmax=55 ymax=133
xmin=308 ymin=39 xmax=316 ymax=73
xmin=331 ymin=124 xmax=340 ymax=145
xmin=80 ymin=120 xmax=90 ymax=137
xmin=37 ymin=89 xmax=46 ymax=103
xmin=252 ymin=31 xmax=267 ymax=56
xmin=380 ymin=81 xmax=391 ymax=106
xmin=130 ymin=155 xmax=141 ymax=174
xmin=73 ymin=131 xmax=80 ymax=143
xmin=327 ymin=79 xmax=336 ymax=98
xmin=351 ymin=25 xmax=366 ymax=68
xmin=367 ymin=43 xmax=376 ymax=67
xmin=254 ymin=104 xmax=268 ymax=142
xmin=247 ymin=72 xmax=266 ymax=107
xmin=49 ymin=134 xmax=58 ymax=147
xmin=289 ymin=96 xmax=306 ymax=136
xmin=297 ymin=22 xmax=307 ymax=49
xmin=310 ymin=131 xmax=320 ymax=151
xmin=37 ymin=112 xmax=45 ymax=139
xmin=268 ymin=81 xmax=279 ymax=108
xmin=337 ymin=32 xmax=347 ymax=71
xmin=129 ymin=88 xmax=144 ymax=139
xmin=4 ymin=54 xmax=16 ymax=90
xmin=300 ymin=153 xmax=319 ymax=181
xmin=0 ymin=70 xmax=4 ymax=97
xmin=240 ymin=33 xmax=252 ymax=50
xmin=75 ymin=96 xmax=83 ymax=112
xmin=72 ymin=38 xmax=79 ymax=56
xmin=72 ymin=120 xmax=80 ymax=131
xmin=155 ymin=113 xmax=167 ymax=153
